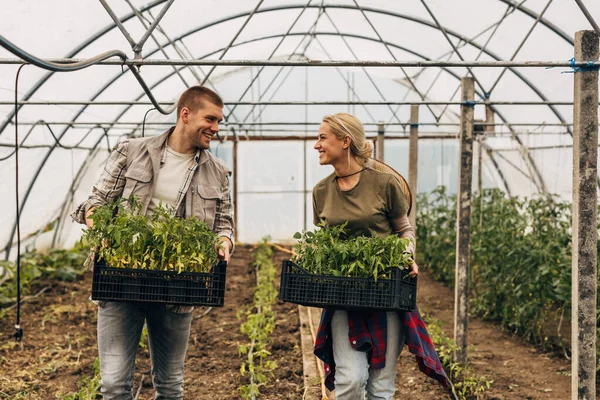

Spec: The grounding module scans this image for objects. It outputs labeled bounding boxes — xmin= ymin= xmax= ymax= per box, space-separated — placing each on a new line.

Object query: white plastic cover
xmin=0 ymin=0 xmax=598 ymax=250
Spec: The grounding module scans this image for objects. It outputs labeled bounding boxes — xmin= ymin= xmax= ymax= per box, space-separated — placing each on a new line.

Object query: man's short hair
xmin=176 ymin=86 xmax=224 ymax=120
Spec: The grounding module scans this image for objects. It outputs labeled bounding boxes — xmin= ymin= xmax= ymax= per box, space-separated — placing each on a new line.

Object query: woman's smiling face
xmin=314 ymin=122 xmax=346 ymax=165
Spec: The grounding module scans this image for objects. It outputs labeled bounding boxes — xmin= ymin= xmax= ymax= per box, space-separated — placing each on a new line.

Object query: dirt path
xmin=393 ymin=270 xmax=571 ymax=399
xmin=0 ymin=246 xmax=303 ymax=399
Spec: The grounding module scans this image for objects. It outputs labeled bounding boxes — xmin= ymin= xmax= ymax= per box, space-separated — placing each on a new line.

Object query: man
xmin=71 ymin=86 xmax=234 ymax=399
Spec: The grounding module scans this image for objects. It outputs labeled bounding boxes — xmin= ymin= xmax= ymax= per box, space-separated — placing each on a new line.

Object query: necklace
xmin=335 ymin=168 xmax=366 ymax=180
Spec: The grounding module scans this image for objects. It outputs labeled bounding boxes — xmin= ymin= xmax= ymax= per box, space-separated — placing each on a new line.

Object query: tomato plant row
xmin=238 ymin=240 xmax=278 ymax=399
xmin=417 ymin=187 xmax=594 ymax=364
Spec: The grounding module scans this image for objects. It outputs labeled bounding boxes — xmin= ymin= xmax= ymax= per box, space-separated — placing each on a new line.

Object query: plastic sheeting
xmin=0 ymin=0 xmax=598 ymax=250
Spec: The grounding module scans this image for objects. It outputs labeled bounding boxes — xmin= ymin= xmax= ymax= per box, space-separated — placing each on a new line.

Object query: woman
xmin=311 ymin=113 xmax=449 ymax=399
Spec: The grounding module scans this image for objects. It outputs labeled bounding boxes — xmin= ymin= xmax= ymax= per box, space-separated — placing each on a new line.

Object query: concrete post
xmin=477 ymin=137 xmax=483 ymax=196
xmin=484 ymin=105 xmax=495 ymax=134
xmin=408 ymin=105 xmax=419 ymax=231
xmin=454 ymin=77 xmax=474 ymax=365
xmin=477 ymin=137 xmax=484 ymax=229
xmin=572 ymin=30 xmax=599 ymax=400
xmin=233 ymin=138 xmax=238 ymax=242
xmin=376 ymin=122 xmax=385 ymax=161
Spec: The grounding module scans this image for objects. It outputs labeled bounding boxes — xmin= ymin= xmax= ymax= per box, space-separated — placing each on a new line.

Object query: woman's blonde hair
xmin=322 ymin=113 xmax=372 ymax=165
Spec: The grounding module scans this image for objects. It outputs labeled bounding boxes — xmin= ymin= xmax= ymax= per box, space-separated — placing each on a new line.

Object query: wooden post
xmin=572 ymin=30 xmax=599 ymax=400
xmin=454 ymin=77 xmax=474 ymax=365
xmin=408 ymin=105 xmax=419 ymax=231
xmin=376 ymin=122 xmax=385 ymax=161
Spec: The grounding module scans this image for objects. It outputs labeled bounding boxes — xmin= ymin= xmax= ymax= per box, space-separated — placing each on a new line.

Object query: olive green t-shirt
xmin=312 ymin=168 xmax=409 ymax=238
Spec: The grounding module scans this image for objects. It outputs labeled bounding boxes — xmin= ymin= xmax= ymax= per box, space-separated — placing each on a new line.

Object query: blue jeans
xmin=97 ymin=301 xmax=193 ymax=400
xmin=331 ymin=310 xmax=405 ymax=400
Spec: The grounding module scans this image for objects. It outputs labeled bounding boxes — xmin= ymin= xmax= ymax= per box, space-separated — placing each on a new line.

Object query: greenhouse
xmin=0 ymin=0 xmax=599 ymax=398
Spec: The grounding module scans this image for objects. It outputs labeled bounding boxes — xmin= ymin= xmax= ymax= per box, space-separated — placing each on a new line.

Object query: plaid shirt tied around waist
xmin=314 ymin=307 xmax=451 ymax=392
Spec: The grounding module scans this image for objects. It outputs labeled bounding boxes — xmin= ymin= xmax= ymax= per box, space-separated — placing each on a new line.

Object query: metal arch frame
xmin=81 ymin=2 xmax=574 ymax=186
xmin=5 ymin=16 xmax=556 ymax=253
xmin=0 ymin=0 xmax=169 ymax=138
xmin=480 ymin=141 xmax=513 ymax=197
xmin=496 ymin=0 xmax=573 ymax=45
xmin=0 ymin=2 xmax=580 ymax=250
xmin=72 ymin=4 xmax=575 ymax=134
xmin=0 ymin=4 xmax=571 ymax=189
xmin=58 ymin=30 xmax=513 ymax=227
xmin=4 ymin=27 xmax=523 ymax=253
xmin=0 ymin=2 xmax=576 ymax=140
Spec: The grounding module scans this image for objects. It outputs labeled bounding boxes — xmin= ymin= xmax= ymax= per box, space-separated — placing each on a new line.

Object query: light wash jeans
xmin=97 ymin=301 xmax=193 ymax=400
xmin=331 ymin=310 xmax=405 ymax=400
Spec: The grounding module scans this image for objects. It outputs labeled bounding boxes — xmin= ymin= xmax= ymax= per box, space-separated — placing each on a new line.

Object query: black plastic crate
xmin=92 ymin=259 xmax=227 ymax=306
xmin=279 ymin=261 xmax=416 ymax=311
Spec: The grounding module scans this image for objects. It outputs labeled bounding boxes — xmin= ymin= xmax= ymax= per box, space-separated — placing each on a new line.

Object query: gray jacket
xmin=72 ymin=128 xmax=234 ymax=243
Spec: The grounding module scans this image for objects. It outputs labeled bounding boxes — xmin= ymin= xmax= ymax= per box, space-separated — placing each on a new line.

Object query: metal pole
xmin=480 ymin=142 xmax=512 ymax=196
xmin=9 ymin=120 xmax=576 ymax=128
xmin=376 ymin=122 xmax=385 ymax=161
xmin=352 ymin=0 xmax=437 ymax=120
xmin=487 ymin=0 xmax=554 ymax=95
xmin=229 ymin=0 xmax=317 ymax=122
xmin=0 ymin=57 xmax=595 ymax=68
xmin=201 ymin=0 xmax=265 ymax=85
xmin=2 ymin=100 xmax=589 ymax=106
xmin=408 ymin=105 xmax=419 ymax=231
xmin=419 ymin=0 xmax=488 ymax=96
xmin=454 ymin=77 xmax=474 ymax=366
xmin=98 ymin=0 xmax=138 ymax=49
xmin=134 ymin=0 xmax=175 ymax=57
xmin=572 ymin=29 xmax=599 ymax=400
xmin=574 ymin=0 xmax=600 ymax=36
xmin=322 ymin=10 xmax=404 ymax=125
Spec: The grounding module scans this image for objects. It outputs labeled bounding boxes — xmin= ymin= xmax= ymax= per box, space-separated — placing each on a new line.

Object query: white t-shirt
xmin=147 ymin=145 xmax=195 ymax=215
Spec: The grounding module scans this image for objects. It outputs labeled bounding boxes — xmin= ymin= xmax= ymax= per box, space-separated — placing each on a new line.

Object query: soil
xmin=392 ymin=269 xmax=572 ymax=399
xmin=0 ymin=245 xmax=303 ymax=399
xmin=0 ymin=246 xmax=576 ymax=399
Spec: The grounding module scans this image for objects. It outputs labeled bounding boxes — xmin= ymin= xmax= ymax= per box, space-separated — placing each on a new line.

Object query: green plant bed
xmin=0 ymin=247 xmax=87 ymax=315
xmin=416 ymin=186 xmax=600 ymax=378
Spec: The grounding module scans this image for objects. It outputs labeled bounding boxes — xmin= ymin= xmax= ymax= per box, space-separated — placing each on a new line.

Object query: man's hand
xmin=85 ymin=207 xmax=95 ymax=229
xmin=217 ymin=236 xmax=232 ymax=263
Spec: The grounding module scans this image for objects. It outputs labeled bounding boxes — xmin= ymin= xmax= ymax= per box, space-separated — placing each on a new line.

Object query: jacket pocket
xmin=122 ymin=167 xmax=153 ymax=200
xmin=194 ymin=184 xmax=221 ymax=228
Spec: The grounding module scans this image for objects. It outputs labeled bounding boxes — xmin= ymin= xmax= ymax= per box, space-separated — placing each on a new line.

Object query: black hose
xmin=0 ymin=34 xmax=175 ymax=115
xmin=141 ymin=108 xmax=156 ymax=138
xmin=13 ymin=63 xmax=27 ymax=342
xmin=0 ymin=33 xmax=181 ymax=341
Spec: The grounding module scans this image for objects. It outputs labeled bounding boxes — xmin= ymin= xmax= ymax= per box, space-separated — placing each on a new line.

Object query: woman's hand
xmin=409 ymin=260 xmax=419 ymax=277
xmin=216 ymin=236 xmax=232 ymax=263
